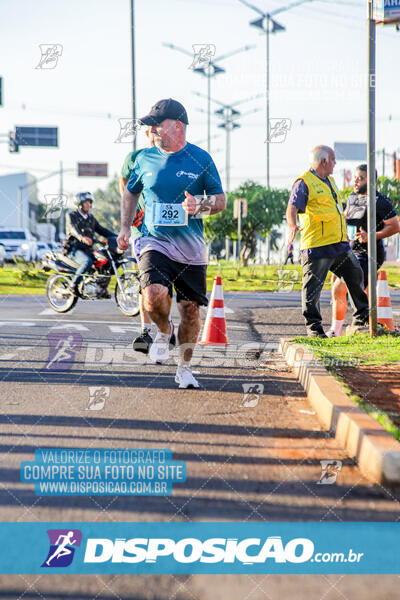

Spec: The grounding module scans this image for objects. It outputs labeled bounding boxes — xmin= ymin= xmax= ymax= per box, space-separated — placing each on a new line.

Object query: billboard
xmin=77 ymin=163 xmax=108 ymax=177
xmin=373 ymin=0 xmax=400 ymax=24
xmin=334 ymin=142 xmax=367 ymax=161
xmin=15 ymin=126 xmax=58 ymax=147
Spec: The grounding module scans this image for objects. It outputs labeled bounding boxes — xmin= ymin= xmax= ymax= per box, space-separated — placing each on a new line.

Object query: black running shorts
xmin=138 ymin=250 xmax=208 ymax=306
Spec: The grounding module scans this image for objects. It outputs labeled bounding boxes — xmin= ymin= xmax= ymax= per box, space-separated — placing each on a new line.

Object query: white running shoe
xmin=175 ymin=366 xmax=200 ymax=389
xmin=149 ymin=321 xmax=174 ymax=364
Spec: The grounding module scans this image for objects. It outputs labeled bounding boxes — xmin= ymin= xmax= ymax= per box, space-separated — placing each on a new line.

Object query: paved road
xmin=0 ymin=293 xmax=399 ymax=599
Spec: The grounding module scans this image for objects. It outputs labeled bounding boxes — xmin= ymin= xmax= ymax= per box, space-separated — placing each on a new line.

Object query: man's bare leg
xmin=142 ymin=284 xmax=171 ymax=333
xmin=140 ymin=295 xmax=152 ymax=327
xmin=329 ymin=273 xmax=348 ymax=336
xmin=177 ymin=300 xmax=201 ymax=365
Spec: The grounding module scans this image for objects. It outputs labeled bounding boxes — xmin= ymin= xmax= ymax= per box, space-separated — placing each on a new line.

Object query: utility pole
xmin=59 ymin=160 xmax=64 ymax=239
xmin=239 ymin=0 xmax=315 ymax=188
xmin=163 ymin=43 xmax=254 ymax=153
xmin=367 ymin=0 xmax=377 ymax=336
xmin=130 ymin=0 xmax=136 ymax=151
xmin=194 ymin=91 xmax=261 ymax=192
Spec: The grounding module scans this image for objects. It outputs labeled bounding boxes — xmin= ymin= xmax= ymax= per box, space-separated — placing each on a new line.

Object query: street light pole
xmin=130 ymin=0 xmax=136 ymax=152
xmin=163 ymin=43 xmax=254 ymax=154
xmin=239 ymin=0 xmax=314 ymax=188
xmin=265 ymin=14 xmax=270 ymax=189
xmin=367 ymin=0 xmax=377 ymax=336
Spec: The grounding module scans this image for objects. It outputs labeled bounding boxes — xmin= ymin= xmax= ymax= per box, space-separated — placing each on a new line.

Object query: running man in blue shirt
xmin=119 ymin=129 xmax=176 ymax=355
xmin=117 ymin=99 xmax=226 ymax=389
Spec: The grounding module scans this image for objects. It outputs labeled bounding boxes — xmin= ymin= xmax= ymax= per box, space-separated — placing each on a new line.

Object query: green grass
xmin=293 ymin=333 xmax=400 ymax=365
xmin=1 ymin=262 xmax=400 ymax=294
xmin=292 ymin=333 xmax=400 ymax=440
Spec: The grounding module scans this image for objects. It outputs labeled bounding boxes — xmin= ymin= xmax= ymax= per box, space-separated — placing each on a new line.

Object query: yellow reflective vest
xmin=296 ymin=170 xmax=347 ymax=250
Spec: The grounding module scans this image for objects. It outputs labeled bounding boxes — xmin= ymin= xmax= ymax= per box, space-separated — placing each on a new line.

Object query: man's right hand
xmin=288 ymin=226 xmax=300 ymax=245
xmin=117 ymin=228 xmax=131 ymax=251
xmin=82 ymin=236 xmax=93 ymax=246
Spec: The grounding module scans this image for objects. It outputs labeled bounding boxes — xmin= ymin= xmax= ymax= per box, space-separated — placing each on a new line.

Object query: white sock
xmin=331 ymin=319 xmax=344 ymax=336
xmin=157 ymin=331 xmax=170 ymax=343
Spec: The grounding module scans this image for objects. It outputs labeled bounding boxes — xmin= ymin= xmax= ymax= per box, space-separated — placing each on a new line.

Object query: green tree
xmin=92 ymin=174 xmax=121 ymax=232
xmin=341 ymin=176 xmax=400 ymax=213
xmin=204 ymin=180 xmax=289 ymax=265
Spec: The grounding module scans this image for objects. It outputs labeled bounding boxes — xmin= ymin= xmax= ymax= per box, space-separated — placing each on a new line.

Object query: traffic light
xmin=8 ymin=131 xmax=19 ymax=153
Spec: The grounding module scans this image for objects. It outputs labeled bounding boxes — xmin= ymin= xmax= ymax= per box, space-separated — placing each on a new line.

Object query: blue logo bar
xmin=0 ymin=523 xmax=399 ymax=574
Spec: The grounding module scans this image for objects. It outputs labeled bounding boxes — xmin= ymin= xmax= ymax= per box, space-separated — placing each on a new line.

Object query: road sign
xmin=78 ymin=163 xmax=108 ymax=177
xmin=374 ymin=0 xmax=400 ymax=24
xmin=334 ymin=142 xmax=367 ymax=161
xmin=233 ymin=198 xmax=247 ymax=219
xmin=345 ymin=170 xmax=352 ymax=184
xmin=15 ymin=126 xmax=58 ymax=147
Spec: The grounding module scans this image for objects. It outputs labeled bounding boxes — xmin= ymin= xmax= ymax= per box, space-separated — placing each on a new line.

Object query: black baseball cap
xmin=139 ymin=98 xmax=189 ymax=126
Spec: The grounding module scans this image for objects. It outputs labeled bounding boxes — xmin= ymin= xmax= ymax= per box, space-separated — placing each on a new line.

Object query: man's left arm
xmin=93 ymin=218 xmax=115 ymax=239
xmin=376 ymin=216 xmax=400 ymax=240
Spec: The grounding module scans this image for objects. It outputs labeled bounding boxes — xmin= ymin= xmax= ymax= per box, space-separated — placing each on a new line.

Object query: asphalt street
xmin=0 ymin=291 xmax=399 ymax=599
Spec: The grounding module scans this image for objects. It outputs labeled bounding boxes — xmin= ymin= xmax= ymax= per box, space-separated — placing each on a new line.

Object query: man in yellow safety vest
xmin=286 ymin=145 xmax=369 ymax=337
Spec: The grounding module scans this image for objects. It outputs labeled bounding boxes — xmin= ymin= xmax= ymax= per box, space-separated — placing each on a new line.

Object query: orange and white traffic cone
xmin=199 ymin=276 xmax=228 ymax=346
xmin=377 ymin=270 xmax=394 ymax=331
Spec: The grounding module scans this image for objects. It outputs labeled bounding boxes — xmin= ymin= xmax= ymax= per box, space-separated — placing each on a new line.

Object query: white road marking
xmin=0 ymin=322 xmax=36 ymax=327
xmin=39 ymin=308 xmax=56 ymax=315
xmin=109 ymin=325 xmax=141 ymax=334
xmin=50 ymin=323 xmax=89 ymax=331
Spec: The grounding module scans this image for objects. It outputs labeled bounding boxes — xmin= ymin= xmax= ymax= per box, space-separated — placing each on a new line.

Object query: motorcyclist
xmin=65 ymin=192 xmax=117 ymax=296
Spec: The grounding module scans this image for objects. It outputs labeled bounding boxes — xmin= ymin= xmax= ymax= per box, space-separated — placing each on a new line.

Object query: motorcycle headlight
xmin=20 ymin=243 xmax=29 ymax=250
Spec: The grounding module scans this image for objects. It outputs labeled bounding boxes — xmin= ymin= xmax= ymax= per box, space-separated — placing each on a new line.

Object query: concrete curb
xmin=280 ymin=338 xmax=400 ymax=487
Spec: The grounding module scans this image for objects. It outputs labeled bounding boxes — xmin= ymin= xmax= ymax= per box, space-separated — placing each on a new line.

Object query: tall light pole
xmin=239 ymin=0 xmax=314 ymax=188
xmin=130 ymin=0 xmax=136 ymax=151
xmin=194 ymin=91 xmax=262 ymax=192
xmin=367 ymin=0 xmax=377 ymax=336
xmin=162 ymin=43 xmax=255 ymax=153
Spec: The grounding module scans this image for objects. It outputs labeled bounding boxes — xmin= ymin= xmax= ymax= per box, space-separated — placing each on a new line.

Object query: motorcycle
xmin=42 ymin=239 xmax=140 ymax=317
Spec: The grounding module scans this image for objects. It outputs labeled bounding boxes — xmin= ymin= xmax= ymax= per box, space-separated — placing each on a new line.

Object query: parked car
xmin=36 ymin=242 xmax=51 ymax=260
xmin=0 ymin=244 xmax=5 ymax=267
xmin=0 ymin=228 xmax=38 ymax=262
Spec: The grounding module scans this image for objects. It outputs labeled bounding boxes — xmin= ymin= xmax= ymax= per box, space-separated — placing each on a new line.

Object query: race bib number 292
xmin=152 ymin=203 xmax=188 ymax=226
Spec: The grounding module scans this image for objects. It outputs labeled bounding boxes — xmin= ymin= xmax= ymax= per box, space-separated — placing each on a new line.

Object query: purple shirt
xmin=289 ymin=173 xmax=350 ymax=259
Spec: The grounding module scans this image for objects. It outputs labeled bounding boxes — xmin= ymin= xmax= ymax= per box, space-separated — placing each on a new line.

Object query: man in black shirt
xmin=328 ymin=164 xmax=400 ymax=337
xmin=65 ymin=192 xmax=117 ymax=296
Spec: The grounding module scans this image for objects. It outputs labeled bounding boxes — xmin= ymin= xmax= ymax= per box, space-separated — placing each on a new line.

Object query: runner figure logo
xmin=44 ymin=333 xmax=82 ymax=371
xmin=267 ymin=118 xmax=292 ymax=144
xmin=43 ymin=194 xmax=68 ymax=220
xmin=36 ymin=44 xmax=63 ymax=69
xmin=86 ymin=386 xmax=110 ymax=411
xmin=41 ymin=529 xmax=82 ymax=568
xmin=317 ymin=460 xmax=342 ymax=485
xmin=115 ymin=118 xmax=142 ymax=143
xmin=190 ymin=44 xmax=216 ymax=69
xmin=240 ymin=383 xmax=264 ymax=408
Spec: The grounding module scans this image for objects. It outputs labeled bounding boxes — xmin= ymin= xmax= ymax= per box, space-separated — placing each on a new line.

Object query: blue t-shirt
xmin=127 ymin=142 xmax=223 ymax=265
xmin=289 ymin=171 xmax=350 ymax=259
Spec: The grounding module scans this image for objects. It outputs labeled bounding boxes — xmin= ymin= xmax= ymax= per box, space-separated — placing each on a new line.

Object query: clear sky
xmin=0 ymin=0 xmax=399 ymax=207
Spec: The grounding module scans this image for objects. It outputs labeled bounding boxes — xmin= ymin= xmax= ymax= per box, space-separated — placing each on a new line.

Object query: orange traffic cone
xmin=377 ymin=270 xmax=394 ymax=331
xmin=199 ymin=276 xmax=228 ymax=346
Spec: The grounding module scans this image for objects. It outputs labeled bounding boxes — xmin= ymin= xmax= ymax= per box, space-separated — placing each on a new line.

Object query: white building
xmin=0 ymin=172 xmax=39 ymax=235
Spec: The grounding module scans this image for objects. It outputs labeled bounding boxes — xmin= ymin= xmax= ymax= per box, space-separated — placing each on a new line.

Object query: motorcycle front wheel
xmin=46 ymin=274 xmax=78 ymax=313
xmin=114 ymin=273 xmax=140 ymax=317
